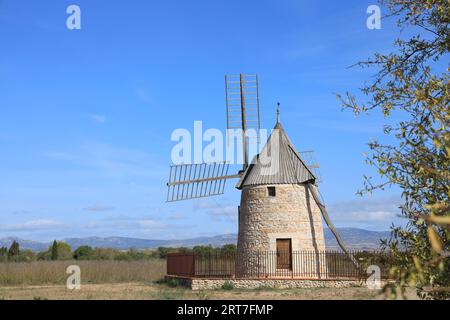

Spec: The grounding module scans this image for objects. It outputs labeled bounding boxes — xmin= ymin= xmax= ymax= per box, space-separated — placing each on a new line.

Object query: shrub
xmin=114 ymin=252 xmax=132 ymax=261
xmin=17 ymin=250 xmax=37 ymax=262
xmin=73 ymin=246 xmax=94 ymax=260
xmin=193 ymin=245 xmax=214 ymax=255
xmin=220 ymin=244 xmax=237 ymax=254
xmin=92 ymin=248 xmax=116 ymax=260
xmin=0 ymin=247 xmax=8 ymax=262
xmin=155 ymin=277 xmax=183 ymax=288
xmin=47 ymin=241 xmax=72 ymax=261
xmin=166 ymin=278 xmax=181 ymax=288
xmin=154 ymin=247 xmax=191 ymax=259
xmin=37 ymin=251 xmax=51 ymax=261
xmin=155 ymin=247 xmax=170 ymax=259
xmin=221 ymin=281 xmax=234 ymax=290
xmin=8 ymin=241 xmax=20 ymax=258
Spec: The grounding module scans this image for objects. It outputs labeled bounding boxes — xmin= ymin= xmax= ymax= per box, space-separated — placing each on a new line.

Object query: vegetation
xmin=0 ymin=242 xmax=237 ymax=263
xmin=0 ymin=241 xmax=240 ymax=288
xmin=51 ymin=241 xmax=58 ymax=261
xmin=164 ymin=278 xmax=182 ymax=288
xmin=0 ymin=260 xmax=165 ymax=286
xmin=73 ymin=246 xmax=94 ymax=260
xmin=0 ymin=247 xmax=8 ymax=262
xmin=221 ymin=281 xmax=235 ymax=290
xmin=0 ymin=283 xmax=412 ymax=300
xmin=338 ymin=0 xmax=449 ymax=299
xmin=8 ymin=241 xmax=20 ymax=260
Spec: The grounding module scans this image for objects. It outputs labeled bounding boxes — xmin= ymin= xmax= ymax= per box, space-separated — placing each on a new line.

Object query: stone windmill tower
xmin=167 ymin=74 xmax=353 ymax=276
xmin=234 ymin=107 xmax=327 ymax=275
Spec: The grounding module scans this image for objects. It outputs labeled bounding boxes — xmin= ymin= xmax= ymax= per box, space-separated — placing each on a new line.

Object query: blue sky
xmin=0 ymin=0 xmax=410 ymax=241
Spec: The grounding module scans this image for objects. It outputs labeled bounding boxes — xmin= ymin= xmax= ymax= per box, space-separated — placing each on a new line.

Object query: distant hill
xmin=324 ymin=228 xmax=389 ymax=250
xmin=62 ymin=234 xmax=238 ymax=251
xmin=0 ymin=237 xmax=50 ymax=252
xmin=0 ymin=228 xmax=390 ymax=252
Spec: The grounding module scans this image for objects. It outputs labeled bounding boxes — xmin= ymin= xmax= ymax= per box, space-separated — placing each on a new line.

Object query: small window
xmin=268 ymin=186 xmax=276 ymax=197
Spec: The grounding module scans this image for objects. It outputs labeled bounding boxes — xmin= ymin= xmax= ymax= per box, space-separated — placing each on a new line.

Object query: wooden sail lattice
xmin=299 ymin=150 xmax=323 ymax=183
xmin=166 ymin=162 xmax=239 ymax=202
xmin=225 ymin=74 xmax=261 ymax=168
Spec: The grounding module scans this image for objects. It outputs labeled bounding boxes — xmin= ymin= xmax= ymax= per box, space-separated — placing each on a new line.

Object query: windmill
xmin=166 ymin=74 xmax=355 ymax=273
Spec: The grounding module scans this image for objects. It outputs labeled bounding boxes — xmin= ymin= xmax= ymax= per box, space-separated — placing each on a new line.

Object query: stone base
xmin=165 ymin=276 xmax=365 ymax=291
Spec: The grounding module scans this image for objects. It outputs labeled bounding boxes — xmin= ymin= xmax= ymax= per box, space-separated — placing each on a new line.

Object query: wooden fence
xmin=166 ymin=251 xmax=392 ymax=280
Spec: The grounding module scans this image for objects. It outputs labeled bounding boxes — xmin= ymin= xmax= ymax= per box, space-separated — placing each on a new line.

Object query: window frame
xmin=267 ymin=186 xmax=276 ymax=197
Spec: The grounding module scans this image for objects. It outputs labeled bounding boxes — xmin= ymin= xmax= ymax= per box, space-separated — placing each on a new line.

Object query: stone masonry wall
xmin=190 ymin=278 xmax=362 ymax=290
xmin=237 ymin=184 xmax=326 ymax=277
xmin=164 ymin=276 xmax=387 ymax=291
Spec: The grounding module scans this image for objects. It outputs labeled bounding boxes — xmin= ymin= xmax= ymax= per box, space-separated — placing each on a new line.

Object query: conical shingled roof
xmin=236 ymin=121 xmax=316 ymax=189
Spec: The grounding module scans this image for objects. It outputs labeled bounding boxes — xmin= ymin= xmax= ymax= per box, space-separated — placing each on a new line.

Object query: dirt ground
xmin=0 ymin=282 xmax=419 ymax=300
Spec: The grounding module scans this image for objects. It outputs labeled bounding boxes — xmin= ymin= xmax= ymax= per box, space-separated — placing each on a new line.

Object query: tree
xmin=8 ymin=240 xmax=20 ymax=258
xmin=49 ymin=241 xmax=72 ymax=261
xmin=36 ymin=251 xmax=49 ymax=261
xmin=193 ymin=245 xmax=214 ymax=255
xmin=17 ymin=250 xmax=37 ymax=262
xmin=56 ymin=242 xmax=72 ymax=260
xmin=51 ymin=240 xmax=58 ymax=261
xmin=126 ymin=248 xmax=146 ymax=260
xmin=155 ymin=247 xmax=170 ymax=259
xmin=221 ymin=244 xmax=237 ymax=254
xmin=73 ymin=246 xmax=94 ymax=260
xmin=338 ymin=0 xmax=449 ymax=299
xmin=0 ymin=247 xmax=8 ymax=262
xmin=92 ymin=248 xmax=116 ymax=260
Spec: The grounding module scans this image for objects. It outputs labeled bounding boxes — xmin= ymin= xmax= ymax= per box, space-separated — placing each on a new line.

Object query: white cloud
xmin=136 ymin=219 xmax=166 ymax=229
xmin=167 ymin=212 xmax=186 ymax=220
xmin=12 ymin=210 xmax=32 ymax=215
xmin=0 ymin=216 xmax=193 ymax=241
xmin=0 ymin=219 xmax=63 ymax=231
xmin=83 ymin=205 xmax=115 ymax=212
xmin=88 ymin=114 xmax=108 ymax=123
xmin=194 ymin=200 xmax=236 ymax=222
xmin=327 ymin=196 xmax=403 ymax=229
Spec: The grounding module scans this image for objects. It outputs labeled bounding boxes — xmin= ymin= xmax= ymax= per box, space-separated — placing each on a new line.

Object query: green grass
xmin=157 ymin=289 xmax=185 ymax=300
xmin=155 ymin=277 xmax=183 ymax=288
xmin=195 ymin=290 xmax=210 ymax=300
xmin=221 ymin=281 xmax=234 ymax=290
xmin=253 ymin=285 xmax=276 ymax=292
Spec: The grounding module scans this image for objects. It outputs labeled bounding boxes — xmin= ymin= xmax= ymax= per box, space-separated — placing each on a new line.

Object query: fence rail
xmin=167 ymin=251 xmax=391 ymax=280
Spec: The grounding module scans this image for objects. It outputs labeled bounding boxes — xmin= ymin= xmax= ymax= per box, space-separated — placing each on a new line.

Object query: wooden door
xmin=276 ymin=239 xmax=292 ymax=270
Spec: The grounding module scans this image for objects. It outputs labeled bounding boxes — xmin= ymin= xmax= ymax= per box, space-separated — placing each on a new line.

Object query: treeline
xmin=0 ymin=240 xmax=237 ymax=262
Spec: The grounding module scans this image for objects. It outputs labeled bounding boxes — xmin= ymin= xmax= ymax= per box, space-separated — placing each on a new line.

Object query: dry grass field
xmin=0 ymin=260 xmax=166 ymax=286
xmin=0 ymin=260 xmax=418 ymax=300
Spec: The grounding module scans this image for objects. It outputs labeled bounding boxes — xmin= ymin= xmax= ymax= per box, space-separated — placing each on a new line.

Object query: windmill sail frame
xmin=299 ymin=150 xmax=323 ymax=183
xmin=166 ymin=162 xmax=239 ymax=202
xmin=225 ymin=74 xmax=261 ymax=170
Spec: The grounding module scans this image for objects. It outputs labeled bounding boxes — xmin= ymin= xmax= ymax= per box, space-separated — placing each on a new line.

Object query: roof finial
xmin=276 ymin=102 xmax=281 ymax=124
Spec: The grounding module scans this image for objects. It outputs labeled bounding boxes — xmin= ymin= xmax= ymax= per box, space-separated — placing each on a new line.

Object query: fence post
xmin=192 ymin=252 xmax=196 ymax=277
